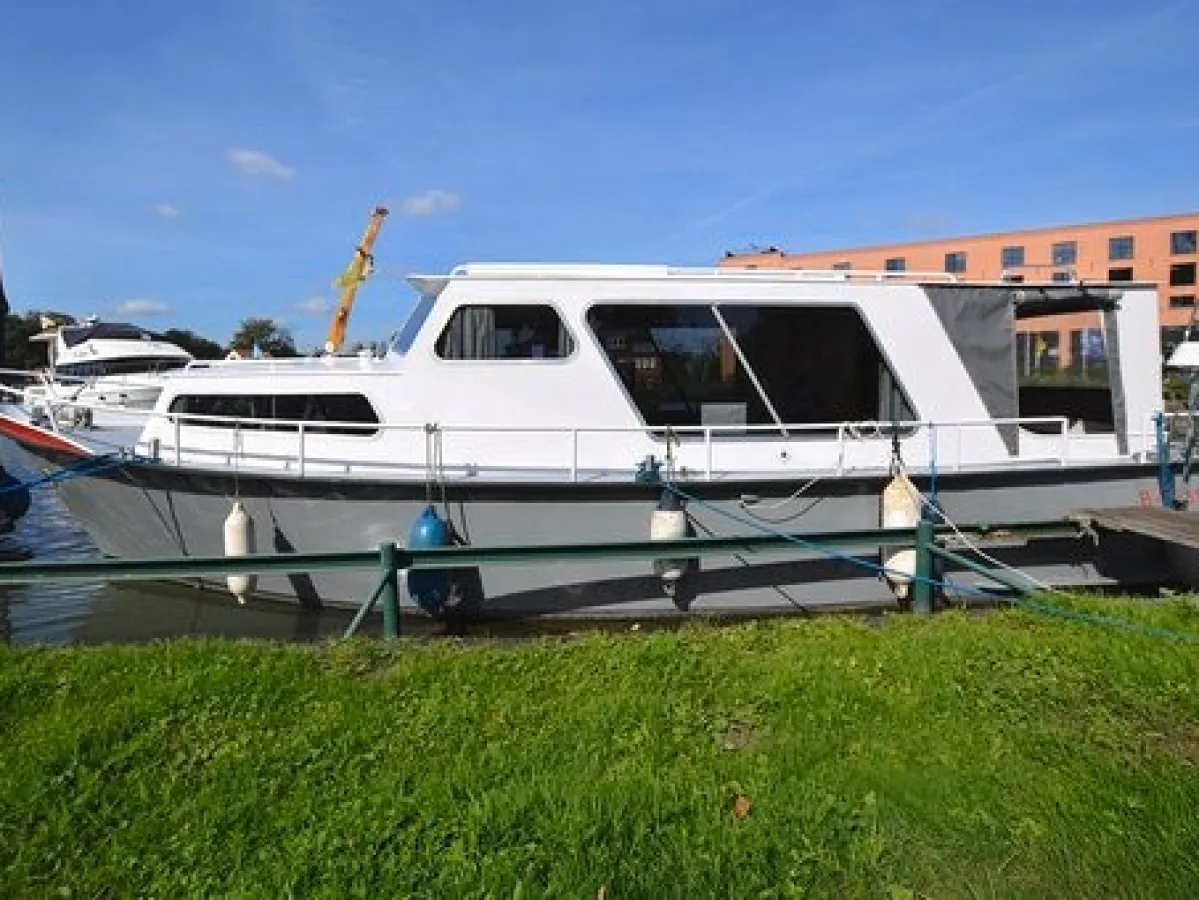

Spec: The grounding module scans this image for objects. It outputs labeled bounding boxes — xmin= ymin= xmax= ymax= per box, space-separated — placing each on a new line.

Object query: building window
xmin=1107 ymin=267 xmax=1134 ymax=282
xmin=1170 ymin=263 xmax=1197 ymax=287
xmin=944 ymin=251 xmax=967 ymax=274
xmin=1171 ymin=230 xmax=1198 ymax=255
xmin=1001 ymin=274 xmax=1025 ymax=283
xmin=1001 ymin=246 xmax=1025 ymax=269
xmin=1108 ymin=235 xmax=1134 ymax=260
xmin=436 ymin=304 xmax=575 ymax=360
xmin=831 ymin=261 xmax=853 ymax=271
xmin=1051 ymin=241 xmax=1077 ymax=266
xmin=1170 ymin=295 xmax=1196 ymax=309
xmin=1051 ymin=271 xmax=1073 ymax=283
xmin=586 ymin=303 xmax=915 ymax=432
xmin=884 ymin=257 xmax=906 ymax=272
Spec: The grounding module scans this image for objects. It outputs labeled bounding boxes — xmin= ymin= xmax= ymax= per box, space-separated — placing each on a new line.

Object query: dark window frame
xmin=944 ymin=251 xmax=967 ymax=274
xmin=584 ymin=301 xmax=917 ymax=439
xmin=1051 ymin=241 xmax=1078 ymax=266
xmin=434 ymin=303 xmax=576 ymax=361
xmin=1000 ymin=246 xmax=1025 ymax=269
xmin=1107 ymin=267 xmax=1134 ymax=282
xmin=1170 ymin=262 xmax=1197 ymax=288
xmin=884 ymin=257 xmax=906 ymax=272
xmin=1170 ymin=295 xmax=1196 ymax=309
xmin=167 ymin=393 xmax=381 ymax=436
xmin=1108 ymin=235 xmax=1134 ymax=261
xmin=1171 ymin=230 xmax=1197 ymax=255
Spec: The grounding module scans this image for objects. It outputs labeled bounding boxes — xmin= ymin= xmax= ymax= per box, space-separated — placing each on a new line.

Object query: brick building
xmin=721 ymin=211 xmax=1199 ymax=373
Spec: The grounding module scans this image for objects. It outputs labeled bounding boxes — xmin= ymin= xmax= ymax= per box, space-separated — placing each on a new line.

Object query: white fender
xmin=881 ymin=471 xmax=921 ymax=599
xmin=882 ymin=548 xmax=918 ymax=600
xmin=223 ymin=500 xmax=257 ymax=604
xmin=882 ymin=471 xmax=920 ymax=530
xmin=650 ymin=507 xmax=688 ymax=586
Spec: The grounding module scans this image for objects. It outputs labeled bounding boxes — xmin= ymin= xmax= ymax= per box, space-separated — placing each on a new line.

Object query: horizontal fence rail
xmin=0 ymin=520 xmax=1084 ymax=636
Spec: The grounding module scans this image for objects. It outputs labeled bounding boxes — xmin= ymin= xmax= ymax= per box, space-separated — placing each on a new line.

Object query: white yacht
xmin=0 ymin=264 xmax=1173 ymax=617
xmin=14 ymin=317 xmax=192 ymax=429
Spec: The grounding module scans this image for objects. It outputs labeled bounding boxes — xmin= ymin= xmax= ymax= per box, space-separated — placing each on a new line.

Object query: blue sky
xmin=0 ymin=0 xmax=1196 ymax=350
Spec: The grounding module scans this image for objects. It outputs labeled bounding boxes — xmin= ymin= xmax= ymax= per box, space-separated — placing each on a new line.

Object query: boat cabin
xmin=137 ymin=264 xmax=1163 ymax=482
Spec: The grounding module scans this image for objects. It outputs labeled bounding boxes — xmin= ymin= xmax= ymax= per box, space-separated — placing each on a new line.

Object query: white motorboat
xmin=10 ymin=316 xmax=192 ymax=432
xmin=0 ymin=264 xmax=1174 ymax=617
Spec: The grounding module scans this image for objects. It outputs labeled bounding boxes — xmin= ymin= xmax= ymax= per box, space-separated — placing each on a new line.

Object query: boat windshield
xmin=390 ymin=293 xmax=436 ymax=354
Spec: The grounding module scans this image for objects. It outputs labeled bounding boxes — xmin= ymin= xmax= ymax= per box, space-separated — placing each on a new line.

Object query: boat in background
xmin=3 ymin=316 xmax=192 ymax=432
xmin=0 ymin=263 xmax=1175 ymax=617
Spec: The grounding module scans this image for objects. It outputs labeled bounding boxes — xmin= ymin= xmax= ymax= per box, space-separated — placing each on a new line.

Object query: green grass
xmin=3 ymin=597 xmax=1199 ymax=898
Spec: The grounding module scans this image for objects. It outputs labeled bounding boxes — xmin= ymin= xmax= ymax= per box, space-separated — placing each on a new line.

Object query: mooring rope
xmin=658 ymin=475 xmax=1199 ymax=646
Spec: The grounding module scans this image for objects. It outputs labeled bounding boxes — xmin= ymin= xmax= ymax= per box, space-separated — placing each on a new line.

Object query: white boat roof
xmin=406 ymin=262 xmax=963 ymax=298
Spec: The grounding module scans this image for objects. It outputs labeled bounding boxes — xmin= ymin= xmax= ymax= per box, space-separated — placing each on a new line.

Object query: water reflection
xmin=0 ymin=444 xmax=363 ymax=646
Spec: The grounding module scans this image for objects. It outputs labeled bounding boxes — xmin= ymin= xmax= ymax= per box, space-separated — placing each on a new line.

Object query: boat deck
xmin=1070 ymin=506 xmax=1199 ymax=552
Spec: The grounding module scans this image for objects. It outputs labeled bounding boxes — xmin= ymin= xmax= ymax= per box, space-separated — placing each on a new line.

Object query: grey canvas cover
xmin=922 ymin=285 xmax=1019 ymax=455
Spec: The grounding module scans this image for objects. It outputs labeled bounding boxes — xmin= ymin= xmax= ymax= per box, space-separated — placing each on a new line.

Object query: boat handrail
xmin=107 ymin=406 xmax=1099 ymax=481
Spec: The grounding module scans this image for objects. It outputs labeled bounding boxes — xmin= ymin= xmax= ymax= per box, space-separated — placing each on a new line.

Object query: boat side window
xmin=435 ymin=304 xmax=575 ymax=360
xmin=56 ymin=356 xmax=190 ymax=379
xmin=718 ymin=305 xmax=915 ymax=429
xmin=586 ymin=305 xmax=770 ymax=431
xmin=392 ymin=293 xmax=436 ymax=354
xmin=168 ymin=393 xmax=380 ymax=436
xmin=586 ymin=303 xmax=915 ymax=436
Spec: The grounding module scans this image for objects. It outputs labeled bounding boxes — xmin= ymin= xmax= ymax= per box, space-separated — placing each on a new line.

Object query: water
xmin=0 ymin=447 xmax=618 ymax=646
xmin=0 ymin=444 xmax=362 ymax=645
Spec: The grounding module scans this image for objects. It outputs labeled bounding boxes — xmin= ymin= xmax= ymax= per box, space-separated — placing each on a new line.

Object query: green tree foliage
xmin=160 ymin=328 xmax=224 ymax=360
xmin=228 ymin=318 xmax=298 ymax=358
xmin=2 ymin=311 xmax=75 ymax=370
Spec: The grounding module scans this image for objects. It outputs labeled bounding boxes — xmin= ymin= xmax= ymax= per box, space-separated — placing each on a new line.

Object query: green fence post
xmin=380 ymin=542 xmax=400 ymax=638
xmin=912 ymin=520 xmax=935 ymax=614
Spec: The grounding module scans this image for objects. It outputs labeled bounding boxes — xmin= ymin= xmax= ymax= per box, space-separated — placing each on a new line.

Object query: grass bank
xmin=3 ymin=597 xmax=1199 ymax=897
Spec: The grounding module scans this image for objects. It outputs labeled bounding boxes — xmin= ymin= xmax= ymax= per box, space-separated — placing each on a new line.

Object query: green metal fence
xmin=0 ymin=519 xmax=1080 ymax=638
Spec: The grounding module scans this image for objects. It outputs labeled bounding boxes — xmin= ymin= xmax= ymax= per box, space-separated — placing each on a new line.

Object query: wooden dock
xmin=1070 ymin=507 xmax=1199 ymax=552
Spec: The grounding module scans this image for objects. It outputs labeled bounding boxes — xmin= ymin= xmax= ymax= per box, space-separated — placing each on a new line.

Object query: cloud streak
xmin=227 ymin=148 xmax=295 ymax=180
xmin=115 ymin=298 xmax=169 ymax=316
xmin=297 ymin=295 xmax=330 ymax=315
xmin=154 ymin=202 xmax=180 ymax=219
xmin=400 ymin=189 xmax=460 ymax=216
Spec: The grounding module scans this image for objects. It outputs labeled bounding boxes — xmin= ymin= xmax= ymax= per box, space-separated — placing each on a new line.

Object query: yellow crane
xmin=325 ymin=204 xmax=389 ymax=354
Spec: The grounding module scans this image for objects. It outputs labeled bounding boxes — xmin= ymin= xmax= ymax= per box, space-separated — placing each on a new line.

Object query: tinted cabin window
xmin=586 ymin=304 xmax=914 ymax=434
xmin=56 ymin=357 xmax=189 ymax=379
xmin=436 ymin=304 xmax=574 ymax=359
xmin=168 ymin=393 xmax=379 ymax=436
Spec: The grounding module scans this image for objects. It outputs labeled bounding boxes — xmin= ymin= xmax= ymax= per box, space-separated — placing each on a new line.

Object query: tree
xmin=160 ymin=328 xmax=224 ymax=360
xmin=228 ymin=317 xmax=298 ymax=358
xmin=3 ymin=311 xmax=76 ymax=371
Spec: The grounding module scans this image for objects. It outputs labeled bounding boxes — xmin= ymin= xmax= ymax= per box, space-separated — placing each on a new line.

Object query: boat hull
xmin=26 ymin=447 xmax=1172 ymax=618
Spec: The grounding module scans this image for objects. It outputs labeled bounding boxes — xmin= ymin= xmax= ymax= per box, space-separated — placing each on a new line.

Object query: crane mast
xmin=325 ymin=204 xmax=389 ymax=354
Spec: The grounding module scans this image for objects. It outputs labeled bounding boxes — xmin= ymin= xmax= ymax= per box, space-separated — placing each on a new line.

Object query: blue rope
xmin=661 ymin=480 xmax=992 ymax=598
xmin=1009 ymin=596 xmax=1199 ymax=645
xmin=0 ymin=452 xmax=147 ymax=496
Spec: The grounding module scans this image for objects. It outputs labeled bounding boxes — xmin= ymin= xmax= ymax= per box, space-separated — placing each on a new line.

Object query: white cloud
xmin=154 ymin=202 xmax=180 ymax=219
xmin=115 ymin=298 xmax=170 ymax=316
xmin=297 ymin=295 xmax=331 ymax=316
xmin=227 ymin=148 xmax=295 ymax=180
xmin=400 ymin=189 xmax=460 ymax=216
